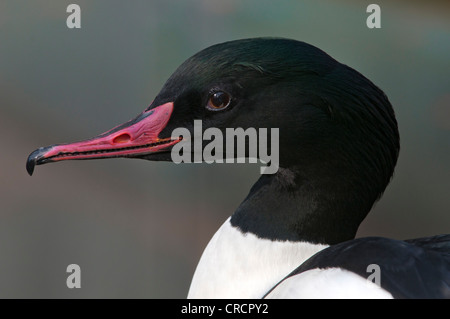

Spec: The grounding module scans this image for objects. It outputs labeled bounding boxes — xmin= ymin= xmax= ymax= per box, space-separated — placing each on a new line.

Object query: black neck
xmin=230 ymin=166 xmax=375 ymax=245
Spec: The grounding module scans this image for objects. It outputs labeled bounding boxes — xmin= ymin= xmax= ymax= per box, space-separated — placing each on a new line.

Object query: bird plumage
xmin=26 ymin=38 xmax=449 ymax=298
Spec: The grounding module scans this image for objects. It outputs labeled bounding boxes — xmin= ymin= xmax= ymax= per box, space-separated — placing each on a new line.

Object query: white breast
xmin=187 ymin=218 xmax=328 ymax=298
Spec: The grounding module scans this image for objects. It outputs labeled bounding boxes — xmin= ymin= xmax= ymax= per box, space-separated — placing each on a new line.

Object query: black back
xmin=264 ymin=235 xmax=450 ymax=299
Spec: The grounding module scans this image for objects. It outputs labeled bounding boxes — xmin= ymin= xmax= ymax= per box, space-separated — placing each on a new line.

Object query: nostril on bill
xmin=112 ymin=133 xmax=131 ymax=144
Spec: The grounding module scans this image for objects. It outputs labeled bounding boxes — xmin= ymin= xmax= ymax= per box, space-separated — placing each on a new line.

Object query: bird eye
xmin=206 ymin=91 xmax=231 ymax=111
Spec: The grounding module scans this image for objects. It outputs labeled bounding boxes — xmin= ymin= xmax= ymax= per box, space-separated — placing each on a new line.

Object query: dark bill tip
xmin=26 ymin=146 xmax=54 ymax=176
xmin=25 ymin=102 xmax=177 ymax=176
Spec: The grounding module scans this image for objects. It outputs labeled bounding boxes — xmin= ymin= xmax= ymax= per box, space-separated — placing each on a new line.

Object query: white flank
xmin=266 ymin=268 xmax=393 ymax=299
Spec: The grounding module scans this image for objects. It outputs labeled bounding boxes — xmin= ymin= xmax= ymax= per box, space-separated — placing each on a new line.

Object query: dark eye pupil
xmin=211 ymin=91 xmax=229 ymax=108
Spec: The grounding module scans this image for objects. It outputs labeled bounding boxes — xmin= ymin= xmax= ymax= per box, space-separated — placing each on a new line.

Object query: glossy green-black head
xmin=155 ymin=37 xmax=399 ymax=190
xmin=26 ymin=38 xmax=399 ymax=212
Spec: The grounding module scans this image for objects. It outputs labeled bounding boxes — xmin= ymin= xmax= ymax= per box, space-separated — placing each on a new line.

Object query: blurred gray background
xmin=1 ymin=0 xmax=449 ymax=298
